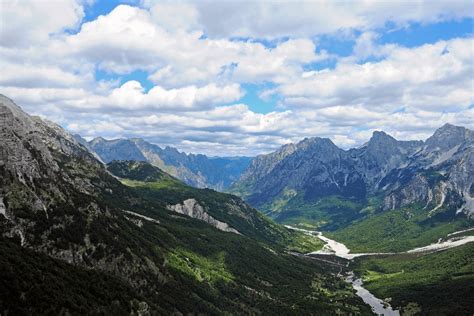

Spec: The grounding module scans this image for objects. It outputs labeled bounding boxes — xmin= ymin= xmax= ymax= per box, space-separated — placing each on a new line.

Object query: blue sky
xmin=86 ymin=1 xmax=474 ymax=114
xmin=1 ymin=0 xmax=473 ymax=155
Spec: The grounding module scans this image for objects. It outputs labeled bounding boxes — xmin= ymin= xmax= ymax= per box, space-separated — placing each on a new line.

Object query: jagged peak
xmin=297 ymin=136 xmax=338 ymax=151
xmin=89 ymin=136 xmax=107 ymax=145
xmin=0 ymin=94 xmax=36 ymax=127
xmin=275 ymin=142 xmax=296 ymax=154
xmin=0 ymin=95 xmax=81 ymax=148
xmin=90 ymin=137 xmax=140 ymax=146
xmin=438 ymin=122 xmax=459 ymax=130
xmin=433 ymin=123 xmax=469 ymax=136
xmin=0 ymin=94 xmax=19 ymax=110
xmin=368 ymin=130 xmax=397 ymax=144
xmin=427 ymin=123 xmax=472 ymax=148
xmin=164 ymin=145 xmax=181 ymax=154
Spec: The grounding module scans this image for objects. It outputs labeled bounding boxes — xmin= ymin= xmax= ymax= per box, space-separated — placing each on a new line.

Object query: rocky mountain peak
xmin=89 ymin=136 xmax=107 ymax=145
xmin=368 ymin=130 xmax=397 ymax=145
xmin=0 ymin=94 xmax=37 ymax=132
xmin=164 ymin=146 xmax=180 ymax=154
xmin=277 ymin=142 xmax=297 ymax=156
xmin=296 ymin=137 xmax=339 ymax=153
xmin=426 ymin=123 xmax=473 ymax=151
xmin=0 ymin=94 xmax=24 ymax=114
xmin=89 ymin=138 xmax=146 ymax=163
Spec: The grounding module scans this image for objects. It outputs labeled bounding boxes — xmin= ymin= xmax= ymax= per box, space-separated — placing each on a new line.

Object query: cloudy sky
xmin=1 ymin=0 xmax=473 ymax=156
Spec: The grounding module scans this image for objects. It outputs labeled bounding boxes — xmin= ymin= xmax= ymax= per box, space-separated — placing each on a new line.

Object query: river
xmin=285 ymin=225 xmax=474 ymax=259
xmin=346 ymin=272 xmax=400 ymax=316
xmin=286 ymin=225 xmax=474 ymax=315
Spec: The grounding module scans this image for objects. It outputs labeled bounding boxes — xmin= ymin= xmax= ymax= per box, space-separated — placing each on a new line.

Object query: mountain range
xmin=85 ymin=122 xmax=473 ymax=230
xmin=78 ymin=136 xmax=251 ymax=191
xmin=1 ymin=94 xmax=473 ymax=314
xmin=230 ymin=124 xmax=473 ymax=229
xmin=0 ymin=94 xmax=372 ymax=314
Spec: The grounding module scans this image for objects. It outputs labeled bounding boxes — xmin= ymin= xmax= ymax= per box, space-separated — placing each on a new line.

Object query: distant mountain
xmin=230 ymin=124 xmax=473 ymax=234
xmin=1 ymin=95 xmax=371 ymax=314
xmin=88 ymin=137 xmax=251 ymax=190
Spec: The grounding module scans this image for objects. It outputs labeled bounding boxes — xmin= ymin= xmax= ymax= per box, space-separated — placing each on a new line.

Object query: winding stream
xmin=286 ymin=225 xmax=474 ymax=315
xmin=346 ymin=273 xmax=400 ymax=316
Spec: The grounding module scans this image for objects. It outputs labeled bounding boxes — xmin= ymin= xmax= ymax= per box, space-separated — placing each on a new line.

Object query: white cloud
xmin=0 ymin=0 xmax=84 ymax=47
xmin=105 ymin=81 xmax=243 ymax=111
xmin=149 ymin=2 xmax=200 ymax=32
xmin=275 ymin=38 xmax=474 ymax=112
xmin=0 ymin=1 xmax=472 ymax=156
xmin=0 ymin=80 xmax=243 ymax=112
xmin=49 ymin=5 xmax=325 ymax=87
xmin=143 ymin=0 xmax=474 ymax=39
xmin=350 ymin=31 xmax=397 ymax=61
xmin=0 ymin=61 xmax=91 ymax=88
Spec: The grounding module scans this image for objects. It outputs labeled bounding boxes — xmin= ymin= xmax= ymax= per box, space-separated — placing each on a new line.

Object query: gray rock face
xmin=232 ymin=123 xmax=473 ymax=220
xmin=245 ymin=137 xmax=368 ymax=206
xmin=350 ymin=131 xmax=422 ymax=191
xmin=0 ymin=94 xmax=116 ymax=250
xmin=235 ymin=143 xmax=297 ymax=190
xmin=167 ymin=198 xmax=240 ymax=234
xmin=382 ymin=125 xmax=474 ymax=217
xmin=425 ymin=123 xmax=473 ymax=153
xmin=88 ymin=137 xmax=251 ymax=190
xmin=0 ymin=197 xmax=6 ymax=218
xmin=90 ymin=137 xmax=147 ymax=163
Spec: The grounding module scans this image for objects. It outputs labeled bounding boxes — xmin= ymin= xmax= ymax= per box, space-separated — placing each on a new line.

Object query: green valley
xmin=351 ymin=243 xmax=474 ymax=315
xmin=2 ymin=1 xmax=474 ymax=314
xmin=328 ymin=204 xmax=473 ymax=253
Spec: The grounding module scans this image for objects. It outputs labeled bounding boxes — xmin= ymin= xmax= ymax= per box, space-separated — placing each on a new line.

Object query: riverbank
xmin=286 ymin=225 xmax=474 ymax=315
xmin=285 ymin=225 xmax=401 ymax=314
xmin=285 ymin=225 xmax=474 ymax=260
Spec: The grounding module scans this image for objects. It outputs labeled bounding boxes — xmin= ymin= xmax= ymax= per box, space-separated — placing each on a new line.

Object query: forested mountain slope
xmin=0 ymin=95 xmax=369 ymax=314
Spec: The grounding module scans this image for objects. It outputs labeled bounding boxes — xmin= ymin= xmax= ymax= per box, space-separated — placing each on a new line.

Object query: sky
xmin=0 ymin=0 xmax=473 ymax=156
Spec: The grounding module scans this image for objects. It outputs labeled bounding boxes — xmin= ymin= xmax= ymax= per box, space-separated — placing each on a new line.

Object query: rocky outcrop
xmin=350 ymin=131 xmax=422 ymax=191
xmin=0 ymin=95 xmax=171 ymax=294
xmin=0 ymin=197 xmax=6 ymax=218
xmin=230 ymin=143 xmax=297 ymax=196
xmin=167 ymin=199 xmax=240 ymax=234
xmin=382 ymin=126 xmax=473 ymax=217
xmin=232 ymin=123 xmax=473 ymax=222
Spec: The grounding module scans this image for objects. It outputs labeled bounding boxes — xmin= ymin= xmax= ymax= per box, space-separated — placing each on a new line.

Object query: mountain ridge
xmin=1 ymin=94 xmax=372 ymax=314
xmin=88 ymin=136 xmax=251 ymax=190
xmin=230 ymin=123 xmax=473 ymax=232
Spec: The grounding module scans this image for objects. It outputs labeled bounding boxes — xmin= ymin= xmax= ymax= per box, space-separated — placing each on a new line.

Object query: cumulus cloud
xmin=0 ymin=0 xmax=84 ymax=47
xmin=104 ymin=81 xmax=243 ymax=111
xmin=43 ymin=5 xmax=325 ymax=87
xmin=0 ymin=61 xmax=91 ymax=88
xmin=0 ymin=0 xmax=473 ymax=156
xmin=144 ymin=0 xmax=474 ymax=39
xmin=275 ymin=38 xmax=474 ymax=112
xmin=0 ymin=80 xmax=243 ymax=112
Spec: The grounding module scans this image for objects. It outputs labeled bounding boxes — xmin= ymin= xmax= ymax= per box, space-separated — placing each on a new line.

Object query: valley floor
xmin=287 ymin=225 xmax=474 ymax=315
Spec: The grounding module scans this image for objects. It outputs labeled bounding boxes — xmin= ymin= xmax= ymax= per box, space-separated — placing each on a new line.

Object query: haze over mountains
xmin=79 ymin=136 xmax=251 ymax=190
